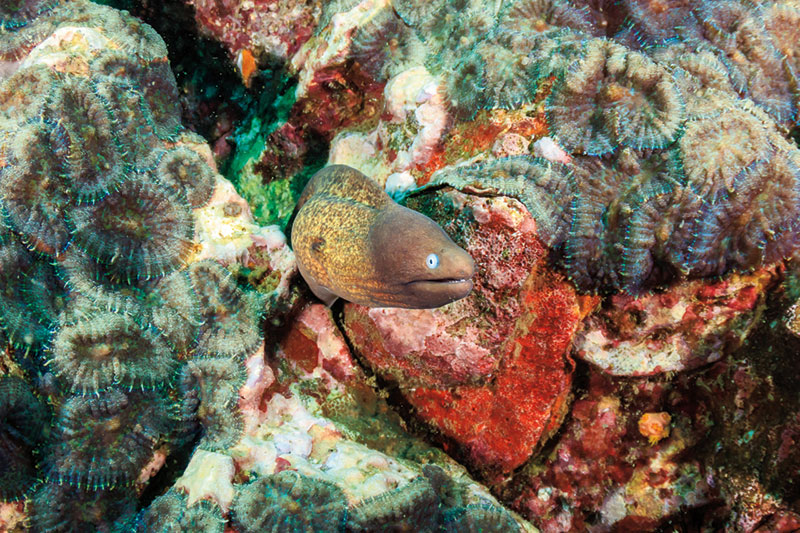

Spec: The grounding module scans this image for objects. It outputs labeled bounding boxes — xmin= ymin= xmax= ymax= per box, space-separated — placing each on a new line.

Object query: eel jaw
xmin=404 ymin=277 xmax=475 ymax=305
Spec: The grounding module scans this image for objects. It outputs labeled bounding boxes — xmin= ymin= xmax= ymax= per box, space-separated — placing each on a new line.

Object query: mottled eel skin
xmin=291 ymin=165 xmax=475 ymax=308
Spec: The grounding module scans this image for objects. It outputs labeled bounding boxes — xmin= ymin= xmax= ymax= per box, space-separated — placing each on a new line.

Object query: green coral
xmin=0 ymin=375 xmax=49 ymax=501
xmin=0 ymin=1 xmax=266 ymax=529
xmin=232 ymin=470 xmax=349 ymax=533
xmin=135 ymin=488 xmax=225 ymax=533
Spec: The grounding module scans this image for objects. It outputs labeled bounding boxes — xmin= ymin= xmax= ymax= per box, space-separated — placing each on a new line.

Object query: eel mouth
xmin=406 ymin=278 xmax=474 ymax=293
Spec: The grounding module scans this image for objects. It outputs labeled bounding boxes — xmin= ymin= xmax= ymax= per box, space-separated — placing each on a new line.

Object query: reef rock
xmin=187 ymin=0 xmax=319 ymax=70
xmin=345 ymin=190 xmax=585 ymax=479
xmin=234 ymin=301 xmax=535 ymax=531
xmin=507 ymin=371 xmax=717 ymax=531
xmin=574 ymin=268 xmax=778 ymax=376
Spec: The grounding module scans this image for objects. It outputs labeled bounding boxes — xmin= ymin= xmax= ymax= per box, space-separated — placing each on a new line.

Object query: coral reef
xmin=0 ymin=4 xmax=527 ymax=532
xmin=0 ymin=376 xmax=48 ymax=502
xmin=5 ymin=0 xmax=800 ymax=530
xmin=238 ymin=0 xmax=800 ymax=528
xmin=46 ymin=389 xmax=175 ymax=490
xmin=232 ymin=470 xmax=348 ymax=532
xmin=0 ymin=2 xmax=275 ymax=529
xmin=424 ymin=137 xmax=800 ymax=293
xmin=135 ymin=488 xmax=225 ymax=533
xmin=279 ymin=0 xmax=800 ymax=295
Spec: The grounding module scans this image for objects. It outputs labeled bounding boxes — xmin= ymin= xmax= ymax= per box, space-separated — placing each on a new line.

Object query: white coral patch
xmin=176 ymin=450 xmax=236 ymax=512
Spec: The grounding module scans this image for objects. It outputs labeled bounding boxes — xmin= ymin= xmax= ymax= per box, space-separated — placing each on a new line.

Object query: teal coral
xmin=0 ymin=375 xmax=49 ymax=501
xmin=47 ymin=75 xmax=126 ymax=204
xmin=382 ymin=0 xmax=800 ymax=293
xmin=58 ymin=251 xmax=202 ymax=356
xmin=442 ymin=503 xmax=521 ymax=533
xmin=70 ymin=177 xmax=195 ymax=282
xmin=135 ymin=488 xmax=225 ymax=533
xmin=28 ymin=482 xmax=137 ymax=532
xmin=0 ymin=1 xmax=266 ymax=529
xmin=1 ymin=120 xmax=73 ymax=256
xmin=189 ymin=260 xmax=266 ymax=358
xmin=49 ymin=308 xmax=177 ymax=394
xmin=425 ymin=131 xmax=800 ymax=292
xmin=178 ymin=356 xmax=246 ymax=451
xmin=232 ymin=470 xmax=349 ymax=533
xmin=346 ymin=475 xmax=440 ymax=532
xmin=156 ymin=146 xmax=216 ymax=208
xmin=46 ymin=389 xmax=175 ymax=489
xmin=545 ymin=38 xmax=684 ymax=154
xmin=0 ymin=237 xmax=62 ymax=354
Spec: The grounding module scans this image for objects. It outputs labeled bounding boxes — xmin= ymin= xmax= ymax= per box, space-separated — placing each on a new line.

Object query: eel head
xmin=369 ymin=204 xmax=475 ymax=309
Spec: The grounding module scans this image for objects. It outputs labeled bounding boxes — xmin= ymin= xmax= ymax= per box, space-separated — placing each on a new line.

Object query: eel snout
xmin=371 ymin=204 xmax=476 ymax=308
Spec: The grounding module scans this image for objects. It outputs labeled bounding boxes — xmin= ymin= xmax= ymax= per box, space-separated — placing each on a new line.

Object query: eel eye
xmin=426 ymin=253 xmax=439 ymax=269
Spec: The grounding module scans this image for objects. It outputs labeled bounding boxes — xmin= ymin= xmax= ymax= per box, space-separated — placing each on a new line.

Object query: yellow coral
xmin=638 ymin=411 xmax=671 ymax=445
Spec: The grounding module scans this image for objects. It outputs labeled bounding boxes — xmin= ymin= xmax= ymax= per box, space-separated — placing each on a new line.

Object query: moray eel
xmin=291 ymin=165 xmax=475 ymax=309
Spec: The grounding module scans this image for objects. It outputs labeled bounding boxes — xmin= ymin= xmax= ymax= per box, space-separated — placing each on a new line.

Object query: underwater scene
xmin=1 ymin=0 xmax=800 ymax=531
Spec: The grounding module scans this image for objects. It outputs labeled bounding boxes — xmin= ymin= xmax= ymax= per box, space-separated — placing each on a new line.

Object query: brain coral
xmin=428 ymin=128 xmax=800 ymax=292
xmin=0 ymin=2 xmax=266 ymax=530
xmin=231 ymin=470 xmax=348 ymax=533
xmin=546 ymin=38 xmax=684 ymax=153
xmin=0 ymin=375 xmax=49 ymax=501
xmin=359 ymin=0 xmax=800 ymax=293
xmin=136 ymin=488 xmax=225 ymax=533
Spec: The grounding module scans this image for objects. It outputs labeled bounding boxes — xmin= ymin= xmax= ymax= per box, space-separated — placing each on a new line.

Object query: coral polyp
xmin=697 ymin=0 xmax=797 ymax=123
xmin=678 ymin=102 xmax=774 ymax=196
xmin=58 ymin=250 xmax=201 ymax=356
xmin=178 ymin=356 xmax=246 ymax=451
xmin=47 ymin=389 xmax=175 ymax=489
xmin=428 ymin=155 xmax=575 ymax=247
xmin=0 ymin=375 xmax=49 ymax=501
xmin=350 ymin=8 xmax=415 ymax=81
xmin=618 ymin=0 xmax=701 ymax=45
xmin=71 ymin=177 xmax=195 ymax=281
xmin=28 ymin=482 xmax=137 ymax=532
xmin=687 ymin=151 xmax=800 ymax=277
xmin=441 ymin=503 xmax=521 ymax=533
xmin=49 ymin=308 xmax=177 ymax=394
xmin=0 ymin=0 xmax=61 ymax=62
xmin=48 ymin=75 xmax=126 ymax=204
xmin=546 ymin=38 xmax=684 ymax=154
xmin=1 ymin=121 xmax=72 ymax=256
xmin=189 ymin=260 xmax=265 ymax=359
xmin=92 ymin=78 xmax=160 ymax=165
xmin=444 ymin=50 xmax=489 ymax=121
xmin=135 ymin=488 xmax=225 ymax=533
xmin=231 ymin=470 xmax=348 ymax=533
xmin=498 ymin=0 xmax=603 ymax=36
xmin=0 ymin=65 xmax=57 ymax=122
xmin=0 ymin=238 xmax=59 ymax=353
xmin=156 ymin=146 xmax=217 ymax=208
xmin=347 ymin=475 xmax=441 ymax=532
